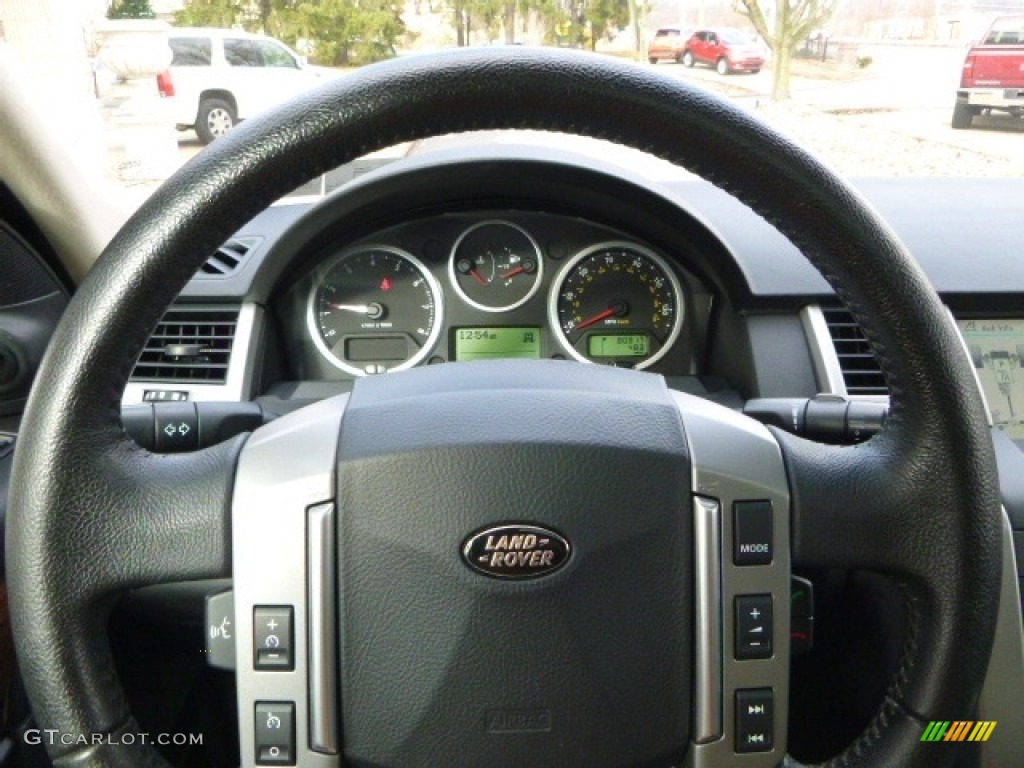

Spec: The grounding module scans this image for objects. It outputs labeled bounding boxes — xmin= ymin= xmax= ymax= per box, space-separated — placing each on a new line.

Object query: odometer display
xmin=587 ymin=333 xmax=650 ymax=358
xmin=308 ymin=246 xmax=442 ymax=375
xmin=550 ymin=242 xmax=682 ymax=369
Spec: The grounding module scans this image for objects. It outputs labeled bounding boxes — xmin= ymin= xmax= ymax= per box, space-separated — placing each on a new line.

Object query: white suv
xmin=160 ymin=28 xmax=326 ymax=144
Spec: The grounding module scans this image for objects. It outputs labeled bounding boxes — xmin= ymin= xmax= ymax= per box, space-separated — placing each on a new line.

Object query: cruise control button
xmin=733 ymin=500 xmax=772 ymax=565
xmin=735 ymin=594 xmax=773 ymax=660
xmin=735 ymin=688 xmax=773 ymax=753
xmin=254 ymin=606 xmax=294 ymax=671
xmin=255 ymin=701 xmax=295 ymax=765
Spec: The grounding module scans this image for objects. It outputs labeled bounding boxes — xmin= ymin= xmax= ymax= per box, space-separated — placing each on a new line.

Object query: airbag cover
xmin=335 ymin=360 xmax=692 ymax=768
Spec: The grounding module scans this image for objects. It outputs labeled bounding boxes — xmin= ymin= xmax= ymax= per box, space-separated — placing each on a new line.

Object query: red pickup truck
xmin=953 ymin=15 xmax=1024 ymax=129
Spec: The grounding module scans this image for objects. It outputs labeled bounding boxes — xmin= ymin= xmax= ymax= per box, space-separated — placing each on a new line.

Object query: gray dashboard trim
xmin=169 ymin=150 xmax=1024 ymax=306
xmin=799 ymin=305 xmax=846 ymax=396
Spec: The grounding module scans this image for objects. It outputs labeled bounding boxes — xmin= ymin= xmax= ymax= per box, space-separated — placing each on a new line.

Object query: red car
xmin=681 ymin=28 xmax=765 ymax=75
xmin=953 ymin=15 xmax=1024 ymax=129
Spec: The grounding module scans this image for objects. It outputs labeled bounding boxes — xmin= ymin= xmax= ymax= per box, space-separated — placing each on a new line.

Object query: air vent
xmin=197 ymin=236 xmax=262 ymax=277
xmin=821 ymin=307 xmax=888 ymax=396
xmin=131 ymin=307 xmax=239 ymax=383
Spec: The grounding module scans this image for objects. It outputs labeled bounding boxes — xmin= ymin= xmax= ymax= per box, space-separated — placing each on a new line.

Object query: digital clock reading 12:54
xmin=453 ymin=327 xmax=541 ymax=361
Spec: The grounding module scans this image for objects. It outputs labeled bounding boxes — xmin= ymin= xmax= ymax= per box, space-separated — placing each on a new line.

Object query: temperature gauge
xmin=449 ymin=220 xmax=544 ymax=312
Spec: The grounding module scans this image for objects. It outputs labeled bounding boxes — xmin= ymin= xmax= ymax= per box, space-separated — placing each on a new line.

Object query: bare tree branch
xmin=732 ymin=0 xmax=842 ymax=100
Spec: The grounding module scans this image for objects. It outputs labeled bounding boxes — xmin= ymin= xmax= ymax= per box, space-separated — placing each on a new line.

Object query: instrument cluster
xmin=280 ymin=211 xmax=706 ymax=380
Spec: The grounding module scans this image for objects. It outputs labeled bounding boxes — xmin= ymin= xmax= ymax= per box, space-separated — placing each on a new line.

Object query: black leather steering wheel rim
xmin=7 ymin=48 xmax=1001 ymax=767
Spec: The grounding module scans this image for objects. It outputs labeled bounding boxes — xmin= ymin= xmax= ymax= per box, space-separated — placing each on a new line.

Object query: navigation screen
xmin=958 ymin=319 xmax=1024 ymax=440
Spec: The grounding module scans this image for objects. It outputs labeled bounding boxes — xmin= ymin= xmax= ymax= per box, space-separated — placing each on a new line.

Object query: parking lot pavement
xmin=648 ymin=51 xmax=1024 ymax=175
xmin=651 ymin=44 xmax=965 ymax=111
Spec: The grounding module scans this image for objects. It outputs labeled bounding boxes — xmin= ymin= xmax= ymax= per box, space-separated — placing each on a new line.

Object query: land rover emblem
xmin=462 ymin=524 xmax=570 ymax=579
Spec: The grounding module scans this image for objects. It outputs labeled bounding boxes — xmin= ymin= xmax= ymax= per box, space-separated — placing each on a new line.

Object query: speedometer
xmin=549 ymin=242 xmax=683 ymax=369
xmin=308 ymin=245 xmax=443 ymax=375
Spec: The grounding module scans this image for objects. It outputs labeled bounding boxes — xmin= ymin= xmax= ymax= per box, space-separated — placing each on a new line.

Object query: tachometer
xmin=308 ymin=245 xmax=442 ymax=375
xmin=549 ymin=242 xmax=683 ymax=369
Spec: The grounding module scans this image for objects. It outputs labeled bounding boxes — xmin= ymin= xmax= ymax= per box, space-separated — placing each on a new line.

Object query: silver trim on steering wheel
xmin=675 ymin=392 xmax=792 ymax=767
xmin=232 ymin=395 xmax=347 ymax=768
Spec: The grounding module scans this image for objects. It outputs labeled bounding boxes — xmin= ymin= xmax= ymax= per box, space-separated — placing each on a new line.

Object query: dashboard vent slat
xmin=821 ymin=307 xmax=889 ymax=396
xmin=198 ymin=236 xmax=262 ymax=277
xmin=131 ymin=307 xmax=239 ymax=384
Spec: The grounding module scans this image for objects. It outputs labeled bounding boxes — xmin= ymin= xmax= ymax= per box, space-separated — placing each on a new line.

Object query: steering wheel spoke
xmin=778 ymin=420 xmax=1004 ymax=743
xmin=779 ymin=431 xmax=930 ymax=574
xmin=7 ymin=432 xmax=240 ymax=763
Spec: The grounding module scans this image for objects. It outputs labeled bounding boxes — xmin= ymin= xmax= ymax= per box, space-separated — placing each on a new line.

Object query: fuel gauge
xmin=449 ymin=220 xmax=544 ymax=312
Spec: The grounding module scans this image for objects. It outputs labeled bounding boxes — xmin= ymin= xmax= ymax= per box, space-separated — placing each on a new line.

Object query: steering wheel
xmin=7 ymin=48 xmax=1001 ymax=768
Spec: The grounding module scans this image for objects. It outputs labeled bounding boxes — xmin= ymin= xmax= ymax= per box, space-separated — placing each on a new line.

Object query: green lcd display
xmin=587 ymin=333 xmax=650 ymax=358
xmin=454 ymin=327 xmax=541 ymax=361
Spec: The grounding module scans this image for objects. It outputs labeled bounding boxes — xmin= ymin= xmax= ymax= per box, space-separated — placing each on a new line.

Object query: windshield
xmin=983 ymin=15 xmax=1024 ymax=43
xmin=1 ymin=0 xmax=1023 ymax=205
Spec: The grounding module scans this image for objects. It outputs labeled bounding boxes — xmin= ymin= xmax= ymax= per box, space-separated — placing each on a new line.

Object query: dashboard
xmin=116 ymin=145 xmax=1024 ymax=642
xmin=121 ymin=147 xmax=1024 ymax=426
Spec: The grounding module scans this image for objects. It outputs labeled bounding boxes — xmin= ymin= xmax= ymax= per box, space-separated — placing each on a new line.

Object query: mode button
xmin=734 ymin=500 xmax=773 ymax=566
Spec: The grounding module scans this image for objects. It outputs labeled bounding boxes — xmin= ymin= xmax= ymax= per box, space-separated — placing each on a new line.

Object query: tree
xmin=173 ymin=0 xmax=242 ymax=28
xmin=440 ymin=0 xmax=499 ymax=46
xmin=282 ymin=0 xmax=405 ymax=65
xmin=108 ymin=0 xmax=156 ymax=19
xmin=733 ymin=0 xmax=840 ymax=100
xmin=175 ymin=0 xmax=405 ymax=64
xmin=582 ymin=0 xmax=628 ymax=51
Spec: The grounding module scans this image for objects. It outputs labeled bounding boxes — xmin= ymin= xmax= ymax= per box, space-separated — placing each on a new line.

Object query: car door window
xmin=256 ymin=41 xmax=298 ymax=69
xmin=169 ymin=37 xmax=212 ymax=66
xmin=225 ymin=39 xmax=262 ymax=67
